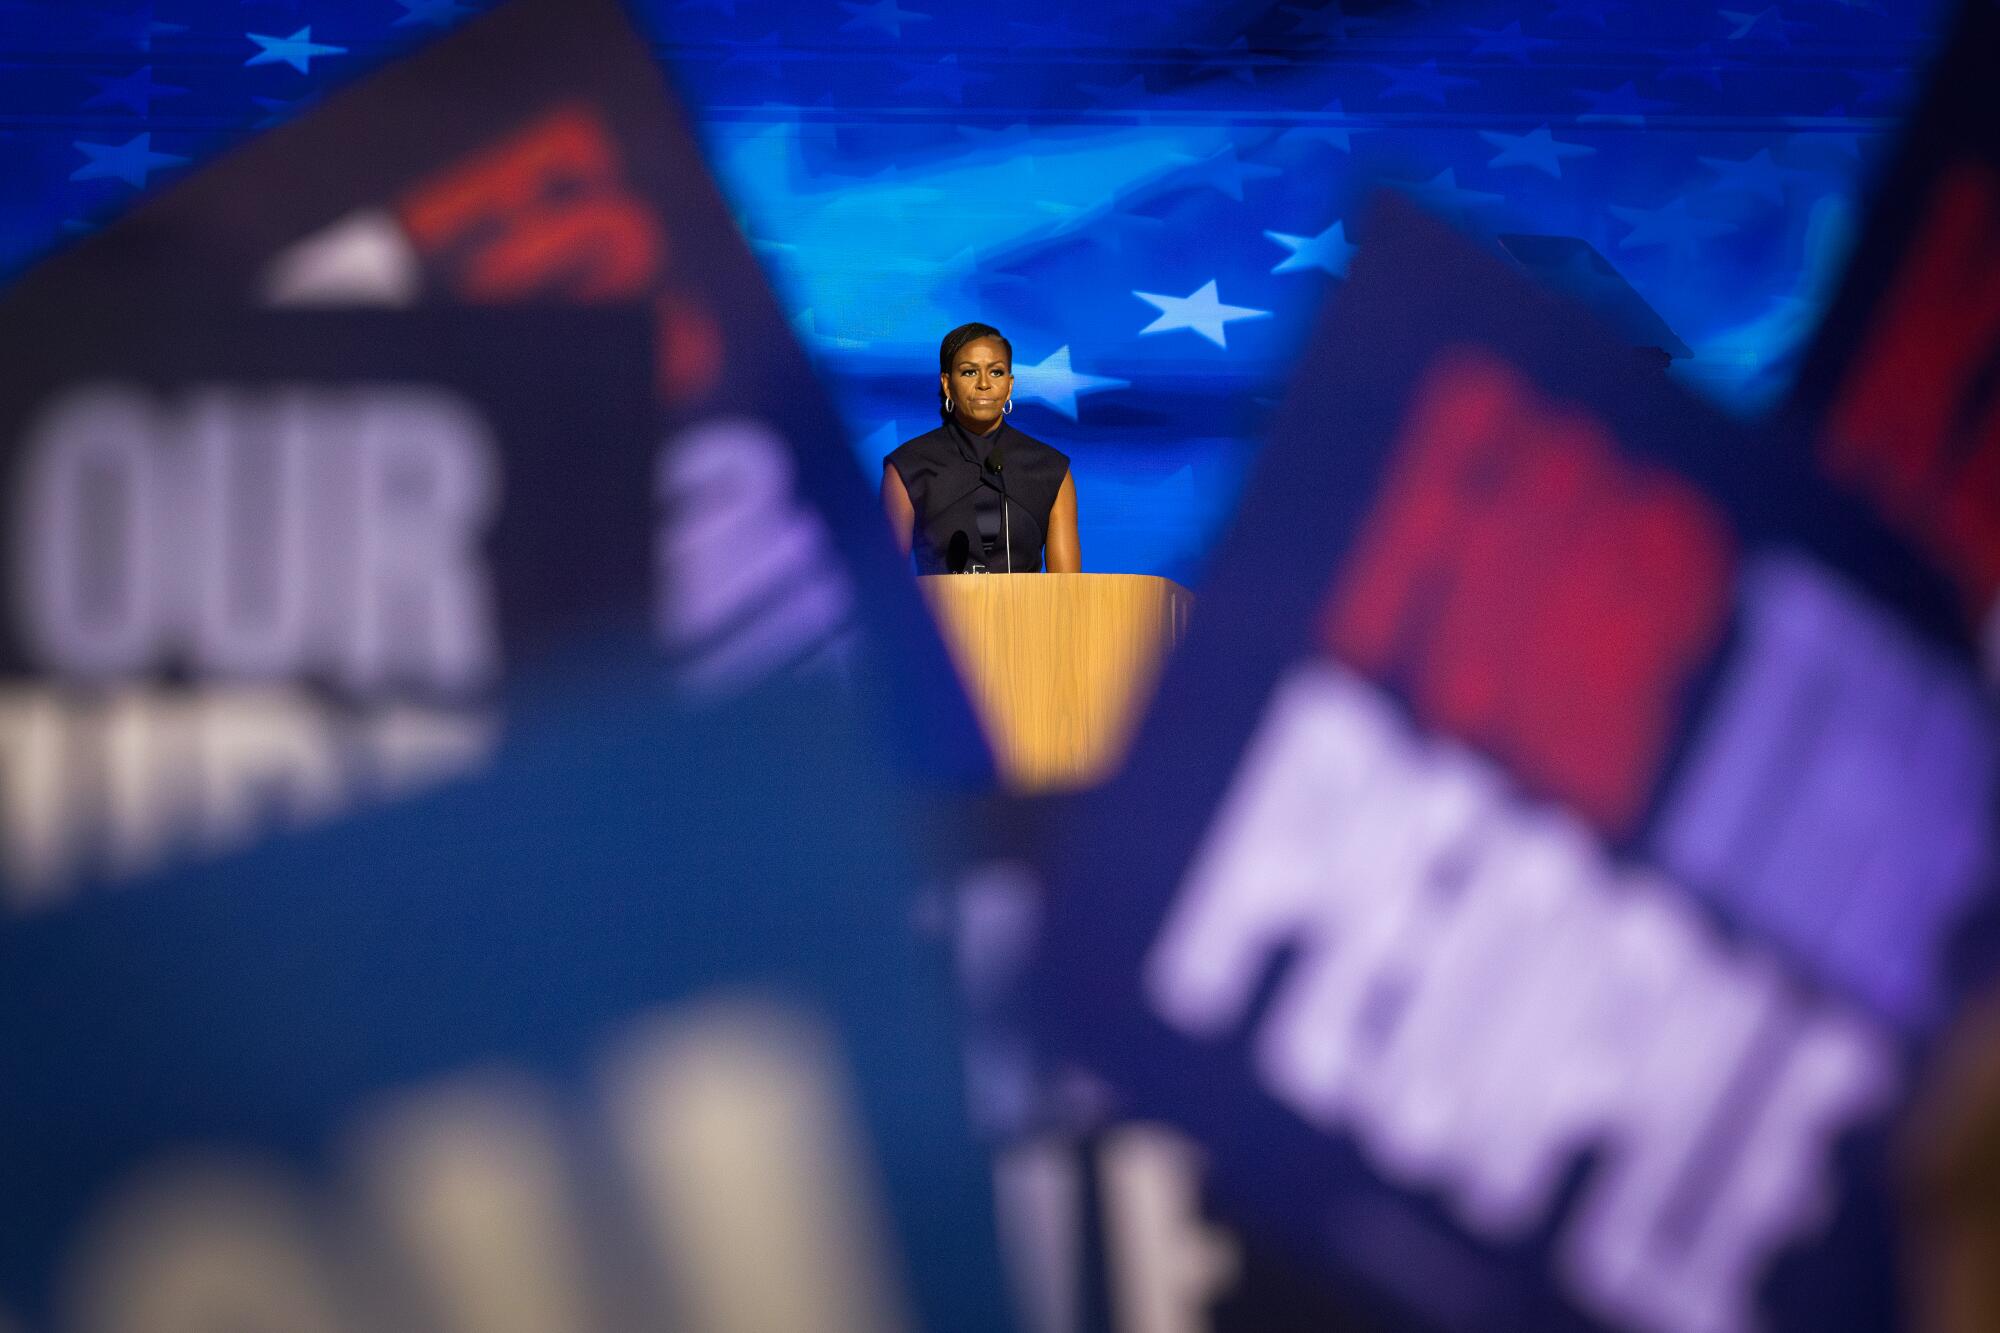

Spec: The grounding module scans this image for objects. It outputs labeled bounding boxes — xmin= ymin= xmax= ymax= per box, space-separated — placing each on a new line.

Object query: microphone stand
xmin=987 ymin=442 xmax=1012 ymax=573
xmin=1003 ymin=476 xmax=1012 ymax=573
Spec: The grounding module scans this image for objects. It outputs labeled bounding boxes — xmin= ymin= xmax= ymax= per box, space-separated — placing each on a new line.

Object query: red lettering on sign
xmin=657 ymin=295 xmax=721 ymax=402
xmin=1324 ymin=348 xmax=1733 ymax=834
xmin=398 ymin=105 xmax=663 ymax=302
xmin=1823 ymin=160 xmax=2000 ymax=622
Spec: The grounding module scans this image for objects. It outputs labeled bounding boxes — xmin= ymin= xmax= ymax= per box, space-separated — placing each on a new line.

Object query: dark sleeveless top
xmin=887 ymin=421 xmax=1070 ymax=574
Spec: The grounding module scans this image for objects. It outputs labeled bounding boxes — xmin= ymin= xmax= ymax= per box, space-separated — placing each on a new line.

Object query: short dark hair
xmin=938 ymin=322 xmax=1011 ymax=418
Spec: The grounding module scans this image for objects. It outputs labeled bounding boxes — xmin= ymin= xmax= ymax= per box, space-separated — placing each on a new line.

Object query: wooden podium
xmin=920 ymin=573 xmax=1193 ymax=791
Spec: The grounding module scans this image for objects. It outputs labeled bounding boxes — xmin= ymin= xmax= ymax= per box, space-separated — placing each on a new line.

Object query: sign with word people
xmin=1032 ymin=193 xmax=1994 ymax=1332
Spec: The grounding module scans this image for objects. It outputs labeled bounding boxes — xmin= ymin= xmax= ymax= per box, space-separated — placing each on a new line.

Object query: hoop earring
xmin=1002 ymin=399 xmax=1013 ymax=415
xmin=945 ymin=396 xmax=955 ymax=413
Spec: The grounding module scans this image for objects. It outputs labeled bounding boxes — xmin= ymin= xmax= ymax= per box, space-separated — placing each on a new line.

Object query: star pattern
xmin=89 ymin=8 xmax=187 ymax=51
xmin=895 ymin=55 xmax=990 ymax=104
xmin=70 ymin=132 xmax=187 ymax=187
xmin=0 ymin=0 xmax=1940 ymax=582
xmin=246 ymin=26 xmax=347 ymax=74
xmin=1847 ymin=67 xmax=1907 ymax=107
xmin=1699 ymin=147 xmax=1807 ymax=202
xmin=1011 ymin=345 xmax=1129 ymax=419
xmin=1576 ymin=81 xmax=1677 ymax=124
xmin=250 ymin=95 xmax=302 ymax=129
xmin=1374 ymin=60 xmax=1477 ymax=105
xmin=1399 ymin=167 xmax=1505 ymax=216
xmin=1179 ymin=144 xmax=1283 ymax=202
xmin=1610 ymin=195 xmax=1739 ymax=257
xmin=86 ymin=65 xmax=187 ymax=115
xmin=837 ymin=0 xmax=929 ymax=39
xmin=1720 ymin=6 xmax=1811 ymax=45
xmin=1265 ymin=220 xmax=1356 ymax=277
xmin=1134 ymin=281 xmax=1271 ymax=348
xmin=1193 ymin=37 xmax=1277 ymax=87
xmin=1480 ymin=125 xmax=1596 ymax=177
xmin=1287 ymin=98 xmax=1368 ymax=152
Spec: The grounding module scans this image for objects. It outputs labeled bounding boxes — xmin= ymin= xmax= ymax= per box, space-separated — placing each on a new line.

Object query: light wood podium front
xmin=921 ymin=573 xmax=1192 ymax=792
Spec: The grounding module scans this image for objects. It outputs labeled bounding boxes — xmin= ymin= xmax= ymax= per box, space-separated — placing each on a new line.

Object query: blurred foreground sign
xmin=0 ymin=0 xmax=988 ymax=903
xmin=0 ymin=681 xmax=1009 ymax=1332
xmin=24 ymin=0 xmax=980 ymax=755
xmin=1033 ymin=196 xmax=1996 ymax=1332
xmin=0 ymin=310 xmax=653 ymax=902
xmin=1787 ymin=0 xmax=2000 ymax=679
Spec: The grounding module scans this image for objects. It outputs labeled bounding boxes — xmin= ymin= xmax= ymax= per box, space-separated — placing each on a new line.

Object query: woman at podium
xmin=881 ymin=322 xmax=1081 ymax=574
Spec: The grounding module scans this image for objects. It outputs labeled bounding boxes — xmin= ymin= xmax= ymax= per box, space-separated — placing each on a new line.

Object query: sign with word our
xmin=0 ymin=309 xmax=657 ymax=904
xmin=1030 ymin=193 xmax=1995 ymax=1332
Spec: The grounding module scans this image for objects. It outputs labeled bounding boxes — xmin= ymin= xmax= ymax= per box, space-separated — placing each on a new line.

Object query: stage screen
xmin=0 ymin=0 xmax=1952 ymax=583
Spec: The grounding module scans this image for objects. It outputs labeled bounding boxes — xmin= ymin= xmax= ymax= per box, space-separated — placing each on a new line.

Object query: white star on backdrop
xmin=1480 ymin=125 xmax=1597 ymax=178
xmin=1176 ymin=143 xmax=1282 ymax=202
xmin=1133 ymin=281 xmax=1271 ymax=348
xmin=1373 ymin=59 xmax=1477 ymax=105
xmin=1265 ymin=220 xmax=1356 ymax=277
xmin=245 ymin=26 xmax=347 ymax=74
xmin=70 ymin=132 xmax=187 ymax=188
xmin=1288 ymin=98 xmax=1369 ymax=153
xmin=1398 ymin=167 xmax=1504 ymax=216
xmin=837 ymin=0 xmax=930 ymax=38
xmin=1012 ymin=345 xmax=1130 ymax=419
xmin=1610 ymin=196 xmax=1739 ymax=257
xmin=1698 ymin=147 xmax=1806 ymax=202
xmin=1576 ymin=80 xmax=1675 ymax=124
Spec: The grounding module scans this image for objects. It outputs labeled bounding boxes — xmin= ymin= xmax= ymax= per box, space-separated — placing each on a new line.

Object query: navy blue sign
xmin=1030 ymin=193 xmax=1995 ymax=1332
xmin=0 ymin=678 xmax=1010 ymax=1332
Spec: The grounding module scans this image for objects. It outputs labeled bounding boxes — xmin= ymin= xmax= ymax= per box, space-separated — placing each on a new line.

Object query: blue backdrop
xmin=0 ymin=0 xmax=1949 ymax=583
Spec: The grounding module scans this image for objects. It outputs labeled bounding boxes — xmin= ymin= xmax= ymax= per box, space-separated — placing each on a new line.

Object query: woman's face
xmin=941 ymin=336 xmax=1012 ymax=435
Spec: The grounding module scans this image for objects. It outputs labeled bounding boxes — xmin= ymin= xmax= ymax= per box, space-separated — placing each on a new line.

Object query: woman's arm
xmin=1046 ymin=471 xmax=1081 ymax=573
xmin=882 ymin=462 xmax=916 ymax=557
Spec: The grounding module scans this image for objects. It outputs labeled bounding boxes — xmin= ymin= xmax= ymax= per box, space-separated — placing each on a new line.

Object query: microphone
xmin=983 ymin=441 xmax=1013 ymax=573
xmin=946 ymin=529 xmax=970 ymax=574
